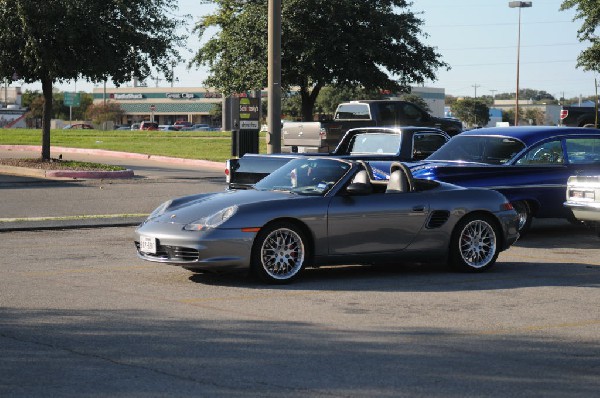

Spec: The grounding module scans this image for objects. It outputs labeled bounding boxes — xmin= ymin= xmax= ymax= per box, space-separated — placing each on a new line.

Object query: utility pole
xmin=267 ymin=0 xmax=282 ymax=154
xmin=472 ymin=84 xmax=481 ymax=98
xmin=509 ymin=1 xmax=532 ymax=126
xmin=490 ymin=89 xmax=497 ymax=103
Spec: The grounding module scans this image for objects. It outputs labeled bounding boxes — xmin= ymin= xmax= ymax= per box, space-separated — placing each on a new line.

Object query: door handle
xmin=412 ymin=205 xmax=425 ymax=212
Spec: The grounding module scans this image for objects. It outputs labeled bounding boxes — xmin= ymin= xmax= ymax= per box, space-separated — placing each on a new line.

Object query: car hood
xmin=149 ymin=189 xmax=305 ymax=225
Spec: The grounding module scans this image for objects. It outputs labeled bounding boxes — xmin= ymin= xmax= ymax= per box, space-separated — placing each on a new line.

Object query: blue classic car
xmin=405 ymin=126 xmax=600 ymax=234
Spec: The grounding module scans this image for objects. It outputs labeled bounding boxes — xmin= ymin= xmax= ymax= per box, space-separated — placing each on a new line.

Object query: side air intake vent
xmin=426 ymin=210 xmax=450 ymax=229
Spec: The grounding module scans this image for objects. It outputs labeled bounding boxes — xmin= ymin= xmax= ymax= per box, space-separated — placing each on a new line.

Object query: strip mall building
xmin=92 ymin=87 xmax=222 ymax=127
xmin=92 ymin=85 xmax=447 ymax=129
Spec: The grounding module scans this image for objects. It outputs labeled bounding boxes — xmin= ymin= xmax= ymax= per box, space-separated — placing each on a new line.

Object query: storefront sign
xmin=166 ymin=93 xmax=196 ymax=99
xmin=112 ymin=93 xmax=144 ymax=100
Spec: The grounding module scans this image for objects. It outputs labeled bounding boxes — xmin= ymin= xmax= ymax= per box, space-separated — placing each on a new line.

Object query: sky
xmin=18 ymin=0 xmax=597 ymax=100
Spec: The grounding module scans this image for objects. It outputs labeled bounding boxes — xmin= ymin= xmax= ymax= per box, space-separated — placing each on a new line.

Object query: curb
xmin=0 ymin=145 xmax=225 ymax=170
xmin=0 ymin=163 xmax=135 ymax=180
xmin=0 ymin=216 xmax=147 ymax=232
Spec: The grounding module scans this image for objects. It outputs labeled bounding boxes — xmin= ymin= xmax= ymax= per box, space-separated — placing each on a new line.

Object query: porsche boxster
xmin=135 ymin=158 xmax=519 ymax=283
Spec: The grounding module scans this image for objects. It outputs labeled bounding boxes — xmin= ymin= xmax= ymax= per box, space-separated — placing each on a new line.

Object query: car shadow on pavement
xmin=187 ymin=259 xmax=600 ymax=292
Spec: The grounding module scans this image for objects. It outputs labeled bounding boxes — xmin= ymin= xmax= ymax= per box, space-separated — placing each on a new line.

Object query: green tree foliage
xmin=21 ymin=89 xmax=93 ymax=121
xmin=502 ymin=108 xmax=524 ymax=126
xmin=524 ymin=108 xmax=546 ymax=125
xmin=192 ymin=0 xmax=448 ymax=121
xmin=451 ymin=98 xmax=490 ymax=128
xmin=491 ymin=89 xmax=555 ymax=102
xmin=561 ymin=0 xmax=600 ymax=73
xmin=0 ymin=0 xmax=186 ymax=159
xmin=314 ymin=86 xmax=384 ymax=116
xmin=398 ymin=93 xmax=430 ymax=112
xmin=85 ymin=102 xmax=124 ymax=125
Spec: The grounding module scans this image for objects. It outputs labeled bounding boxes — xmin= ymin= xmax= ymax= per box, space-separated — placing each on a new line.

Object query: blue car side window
xmin=516 ymin=140 xmax=564 ymax=165
xmin=565 ymin=138 xmax=600 ymax=164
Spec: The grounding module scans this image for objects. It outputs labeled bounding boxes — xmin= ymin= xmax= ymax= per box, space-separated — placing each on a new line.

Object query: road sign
xmin=64 ymin=92 xmax=81 ymax=107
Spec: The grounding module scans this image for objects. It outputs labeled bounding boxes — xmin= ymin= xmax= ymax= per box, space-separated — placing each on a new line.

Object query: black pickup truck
xmin=281 ymin=100 xmax=463 ymax=153
xmin=226 ymin=126 xmax=450 ymax=189
xmin=559 ymin=105 xmax=600 ymax=127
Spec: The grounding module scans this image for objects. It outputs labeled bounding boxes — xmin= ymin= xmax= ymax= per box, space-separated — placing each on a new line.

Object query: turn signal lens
xmin=501 ymin=202 xmax=514 ymax=211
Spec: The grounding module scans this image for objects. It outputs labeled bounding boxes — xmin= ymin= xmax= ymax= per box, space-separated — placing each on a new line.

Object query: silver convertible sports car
xmin=135 ymin=158 xmax=520 ymax=283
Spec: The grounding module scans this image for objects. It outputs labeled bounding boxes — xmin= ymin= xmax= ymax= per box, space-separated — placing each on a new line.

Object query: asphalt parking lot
xmin=1 ymin=150 xmax=599 ymax=396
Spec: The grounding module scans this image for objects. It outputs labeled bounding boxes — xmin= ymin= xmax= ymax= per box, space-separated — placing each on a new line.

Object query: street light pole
xmin=509 ymin=1 xmax=532 ymax=126
xmin=267 ymin=0 xmax=282 ymax=154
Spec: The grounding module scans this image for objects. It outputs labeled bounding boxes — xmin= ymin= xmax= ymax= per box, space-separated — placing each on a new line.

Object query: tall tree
xmin=561 ymin=0 xmax=600 ymax=72
xmin=0 ymin=0 xmax=185 ymax=160
xmin=192 ymin=0 xmax=448 ymax=121
xmin=451 ymin=98 xmax=490 ymax=128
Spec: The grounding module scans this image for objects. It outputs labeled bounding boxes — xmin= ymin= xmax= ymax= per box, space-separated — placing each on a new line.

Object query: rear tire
xmin=251 ymin=222 xmax=309 ymax=284
xmin=449 ymin=214 xmax=500 ymax=272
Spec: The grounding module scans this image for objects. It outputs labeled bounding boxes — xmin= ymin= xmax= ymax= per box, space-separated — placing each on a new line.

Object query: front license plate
xmin=139 ymin=236 xmax=157 ymax=254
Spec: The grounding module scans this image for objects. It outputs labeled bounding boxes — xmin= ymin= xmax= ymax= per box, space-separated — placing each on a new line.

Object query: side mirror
xmin=346 ymin=182 xmax=373 ymax=196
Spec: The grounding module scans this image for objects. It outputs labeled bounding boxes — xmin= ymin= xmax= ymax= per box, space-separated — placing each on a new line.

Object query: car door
xmin=326 ymin=191 xmax=429 ymax=255
xmin=509 ymin=137 xmax=600 ymax=218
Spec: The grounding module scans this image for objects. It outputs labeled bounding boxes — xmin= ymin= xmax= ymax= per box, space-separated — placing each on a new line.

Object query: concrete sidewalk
xmin=0 ymin=145 xmax=223 ymax=179
xmin=0 ymin=145 xmax=226 ymax=231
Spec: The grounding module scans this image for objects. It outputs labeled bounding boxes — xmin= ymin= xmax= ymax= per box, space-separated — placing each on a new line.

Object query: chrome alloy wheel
xmin=260 ymin=228 xmax=305 ymax=280
xmin=458 ymin=219 xmax=497 ymax=268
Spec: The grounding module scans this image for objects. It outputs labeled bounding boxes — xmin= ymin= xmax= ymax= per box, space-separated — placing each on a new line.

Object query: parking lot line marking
xmin=21 ymin=265 xmax=155 ymax=277
xmin=479 ymin=319 xmax=600 ymax=335
xmin=0 ymin=214 xmax=148 ymax=222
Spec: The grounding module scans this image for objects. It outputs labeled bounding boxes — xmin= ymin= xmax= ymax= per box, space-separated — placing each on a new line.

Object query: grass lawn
xmin=0 ymin=128 xmax=268 ymax=163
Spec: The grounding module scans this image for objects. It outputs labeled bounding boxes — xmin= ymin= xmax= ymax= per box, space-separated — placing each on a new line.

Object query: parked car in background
xmin=174 ymin=120 xmax=193 ymax=129
xmin=139 ymin=121 xmax=159 ymax=131
xmin=191 ymin=123 xmax=211 ymax=131
xmin=407 ymin=126 xmax=600 ymax=235
xmin=281 ymin=100 xmax=463 ymax=153
xmin=131 ymin=123 xmax=141 ymax=130
xmin=226 ymin=127 xmax=450 ymax=189
xmin=565 ymin=175 xmax=600 ymax=235
xmin=135 ymin=157 xmax=519 ymax=283
xmin=63 ymin=123 xmax=93 ymax=129
xmin=559 ymin=105 xmax=600 ymax=127
xmin=158 ymin=125 xmax=178 ymax=131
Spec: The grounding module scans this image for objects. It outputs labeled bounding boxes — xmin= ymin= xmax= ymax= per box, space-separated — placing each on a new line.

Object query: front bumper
xmin=134 ymin=221 xmax=255 ymax=271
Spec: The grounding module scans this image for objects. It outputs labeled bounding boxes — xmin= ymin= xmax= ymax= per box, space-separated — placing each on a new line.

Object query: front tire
xmin=251 ymin=222 xmax=309 ymax=284
xmin=449 ymin=214 xmax=500 ymax=272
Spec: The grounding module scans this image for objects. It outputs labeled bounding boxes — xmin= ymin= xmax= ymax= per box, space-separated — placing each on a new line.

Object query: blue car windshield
xmin=427 ymin=135 xmax=525 ymax=165
xmin=254 ymin=158 xmax=352 ymax=196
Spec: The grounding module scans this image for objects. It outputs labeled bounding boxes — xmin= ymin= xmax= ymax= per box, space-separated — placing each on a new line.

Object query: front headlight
xmin=147 ymin=200 xmax=172 ymax=220
xmin=183 ymin=205 xmax=238 ymax=231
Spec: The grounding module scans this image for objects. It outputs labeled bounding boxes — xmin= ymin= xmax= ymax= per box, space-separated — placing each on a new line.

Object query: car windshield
xmin=427 ymin=135 xmax=525 ymax=165
xmin=349 ymin=133 xmax=401 ymax=155
xmin=254 ymin=158 xmax=352 ymax=196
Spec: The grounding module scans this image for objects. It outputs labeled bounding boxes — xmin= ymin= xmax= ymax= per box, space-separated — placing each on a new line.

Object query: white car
xmin=565 ymin=175 xmax=600 ymax=234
